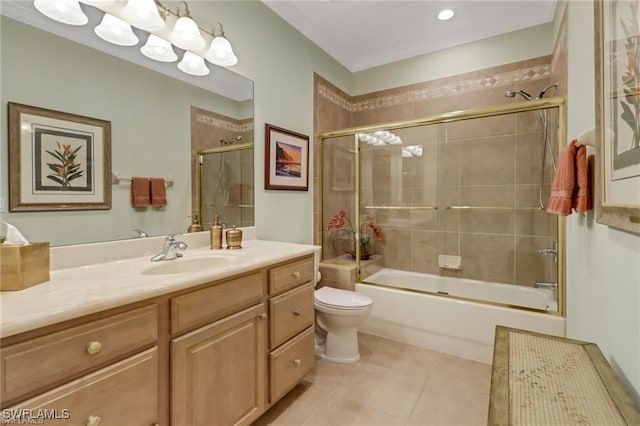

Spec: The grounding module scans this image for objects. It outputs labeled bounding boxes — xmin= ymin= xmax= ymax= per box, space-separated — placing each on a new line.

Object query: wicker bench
xmin=488 ymin=326 xmax=640 ymax=425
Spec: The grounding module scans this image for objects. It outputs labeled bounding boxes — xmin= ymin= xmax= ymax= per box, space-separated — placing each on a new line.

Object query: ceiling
xmin=262 ymin=0 xmax=557 ymax=72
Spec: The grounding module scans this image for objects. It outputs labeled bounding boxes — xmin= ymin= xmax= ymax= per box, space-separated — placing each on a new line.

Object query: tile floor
xmin=254 ymin=332 xmax=491 ymax=426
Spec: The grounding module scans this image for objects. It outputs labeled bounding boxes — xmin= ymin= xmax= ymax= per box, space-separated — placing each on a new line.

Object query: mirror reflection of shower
xmin=214 ymin=136 xmax=243 ymax=205
xmin=504 ymin=83 xmax=558 ymax=209
xmin=198 ymin=138 xmax=254 ymax=230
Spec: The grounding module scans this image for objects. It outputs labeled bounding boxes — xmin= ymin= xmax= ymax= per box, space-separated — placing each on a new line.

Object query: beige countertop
xmin=0 ymin=237 xmax=320 ymax=338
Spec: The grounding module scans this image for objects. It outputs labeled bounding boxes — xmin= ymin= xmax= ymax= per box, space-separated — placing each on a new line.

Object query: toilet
xmin=314 ymin=285 xmax=373 ymax=363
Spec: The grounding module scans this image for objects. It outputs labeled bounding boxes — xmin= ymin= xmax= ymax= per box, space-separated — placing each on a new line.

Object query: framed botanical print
xmin=8 ymin=102 xmax=111 ymax=211
xmin=594 ymin=0 xmax=640 ymax=234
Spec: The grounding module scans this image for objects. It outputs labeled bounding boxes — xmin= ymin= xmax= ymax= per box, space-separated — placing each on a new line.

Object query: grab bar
xmin=364 ymin=206 xmax=437 ymax=210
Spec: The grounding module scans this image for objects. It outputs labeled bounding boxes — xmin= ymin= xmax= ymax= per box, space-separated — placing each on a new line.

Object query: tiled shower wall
xmin=191 ymin=106 xmax=254 ymax=230
xmin=315 ymin=37 xmax=568 ymax=287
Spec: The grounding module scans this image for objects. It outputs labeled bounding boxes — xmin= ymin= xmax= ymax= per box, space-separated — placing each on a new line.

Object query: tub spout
xmin=534 ymin=281 xmax=557 ymax=291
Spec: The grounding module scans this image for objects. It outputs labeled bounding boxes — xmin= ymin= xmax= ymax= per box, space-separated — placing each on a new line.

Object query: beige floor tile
xmin=334 ymin=358 xmax=428 ymax=420
xmin=253 ymin=335 xmax=492 ymax=426
xmin=364 ymin=334 xmax=441 ymax=374
xmin=304 ymin=358 xmax=361 ymax=391
xmin=254 ymin=381 xmax=323 ymax=426
xmin=304 ymin=393 xmax=405 ymax=426
xmin=428 ymin=353 xmax=492 ymax=395
xmin=407 ymin=379 xmax=489 ymax=426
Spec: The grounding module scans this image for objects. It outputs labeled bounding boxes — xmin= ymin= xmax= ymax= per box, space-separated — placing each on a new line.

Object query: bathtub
xmin=357 ymin=268 xmax=565 ymax=364
xmin=365 ymin=268 xmax=558 ymax=311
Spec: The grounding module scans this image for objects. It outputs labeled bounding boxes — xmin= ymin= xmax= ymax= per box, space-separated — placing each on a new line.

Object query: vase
xmin=346 ymin=248 xmax=373 ymax=260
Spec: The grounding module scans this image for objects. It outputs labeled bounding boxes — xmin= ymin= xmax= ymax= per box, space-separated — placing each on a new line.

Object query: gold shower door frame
xmin=319 ymin=97 xmax=566 ymax=317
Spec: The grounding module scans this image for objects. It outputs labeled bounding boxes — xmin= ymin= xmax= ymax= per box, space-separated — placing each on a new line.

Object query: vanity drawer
xmin=1 ymin=305 xmax=157 ymax=404
xmin=269 ymin=326 xmax=315 ymax=403
xmin=171 ymin=271 xmax=265 ymax=335
xmin=269 ymin=256 xmax=314 ymax=295
xmin=269 ymin=284 xmax=314 ymax=349
xmin=7 ymin=347 xmax=158 ymax=426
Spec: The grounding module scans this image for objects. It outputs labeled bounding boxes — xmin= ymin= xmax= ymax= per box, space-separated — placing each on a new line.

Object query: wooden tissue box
xmin=0 ymin=242 xmax=50 ymax=291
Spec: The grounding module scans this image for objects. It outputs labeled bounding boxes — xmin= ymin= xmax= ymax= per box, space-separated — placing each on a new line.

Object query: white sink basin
xmin=142 ymin=256 xmax=232 ymax=275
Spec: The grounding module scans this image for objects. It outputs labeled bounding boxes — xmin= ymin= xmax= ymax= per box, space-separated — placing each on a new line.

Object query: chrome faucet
xmin=151 ymin=234 xmax=188 ymax=262
xmin=538 ymin=240 xmax=558 ymax=263
xmin=133 ymin=229 xmax=148 ymax=238
xmin=534 ymin=281 xmax=557 ymax=291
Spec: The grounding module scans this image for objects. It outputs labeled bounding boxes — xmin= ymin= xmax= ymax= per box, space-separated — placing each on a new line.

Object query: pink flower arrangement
xmin=326 ymin=210 xmax=382 ymax=253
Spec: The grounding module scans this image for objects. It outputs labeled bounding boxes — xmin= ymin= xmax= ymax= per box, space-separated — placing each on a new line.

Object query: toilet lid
xmin=315 ymin=286 xmax=373 ymax=309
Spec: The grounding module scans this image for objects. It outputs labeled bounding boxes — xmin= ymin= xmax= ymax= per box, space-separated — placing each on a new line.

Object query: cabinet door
xmin=171 ymin=304 xmax=267 ymax=426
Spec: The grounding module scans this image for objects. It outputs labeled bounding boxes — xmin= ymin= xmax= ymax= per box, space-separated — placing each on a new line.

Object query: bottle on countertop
xmin=225 ymin=225 xmax=242 ymax=249
xmin=210 ymin=215 xmax=223 ymax=249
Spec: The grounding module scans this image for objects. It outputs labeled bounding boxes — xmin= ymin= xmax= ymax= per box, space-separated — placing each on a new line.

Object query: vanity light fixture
xmin=34 ymin=0 xmax=88 ymax=25
xmin=35 ymin=0 xmax=240 ymax=76
xmin=141 ymin=34 xmax=177 ymax=62
xmin=94 ymin=13 xmax=139 ymax=46
xmin=178 ymin=51 xmax=209 ymax=76
xmin=168 ymin=2 xmax=206 ymax=51
xmin=437 ymin=8 xmax=455 ymax=21
xmin=120 ymin=0 xmax=165 ymax=32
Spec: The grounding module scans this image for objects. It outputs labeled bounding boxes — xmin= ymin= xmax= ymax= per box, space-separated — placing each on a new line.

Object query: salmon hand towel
xmin=572 ymin=145 xmax=593 ymax=213
xmin=150 ymin=178 xmax=167 ymax=207
xmin=547 ymin=140 xmax=577 ymax=216
xmin=131 ymin=177 xmax=150 ymax=207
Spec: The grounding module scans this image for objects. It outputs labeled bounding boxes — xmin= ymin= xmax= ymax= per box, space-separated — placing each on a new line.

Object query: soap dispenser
xmin=210 ymin=215 xmax=223 ymax=249
xmin=188 ymin=214 xmax=203 ymax=233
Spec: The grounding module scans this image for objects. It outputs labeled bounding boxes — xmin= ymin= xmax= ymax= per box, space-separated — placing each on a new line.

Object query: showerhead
xmin=504 ymin=90 xmax=533 ymax=101
xmin=219 ymin=136 xmax=243 ymax=146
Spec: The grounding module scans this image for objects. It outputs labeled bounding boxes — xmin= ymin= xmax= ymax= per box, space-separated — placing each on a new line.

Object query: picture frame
xmin=594 ymin=0 xmax=640 ymax=234
xmin=264 ymin=123 xmax=309 ymax=191
xmin=8 ymin=102 xmax=112 ymax=211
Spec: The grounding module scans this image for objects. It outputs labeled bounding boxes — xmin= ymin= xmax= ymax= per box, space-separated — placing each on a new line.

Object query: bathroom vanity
xmin=0 ymin=236 xmax=318 ymax=426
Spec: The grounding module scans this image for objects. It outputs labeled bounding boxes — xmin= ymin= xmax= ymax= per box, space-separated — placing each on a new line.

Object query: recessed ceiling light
xmin=437 ymin=9 xmax=455 ymax=21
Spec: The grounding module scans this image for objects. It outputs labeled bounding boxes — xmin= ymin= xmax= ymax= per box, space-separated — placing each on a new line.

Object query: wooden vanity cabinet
xmin=1 ymin=305 xmax=159 ymax=426
xmin=267 ymin=257 xmax=316 ymax=403
xmin=0 ymin=253 xmax=317 ymax=426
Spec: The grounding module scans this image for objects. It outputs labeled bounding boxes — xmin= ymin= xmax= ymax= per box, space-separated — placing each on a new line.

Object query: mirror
xmin=0 ymin=1 xmax=254 ymax=247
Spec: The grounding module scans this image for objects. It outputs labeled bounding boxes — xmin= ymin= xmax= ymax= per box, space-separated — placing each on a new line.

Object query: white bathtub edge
xmin=356 ymin=283 xmax=566 ymax=364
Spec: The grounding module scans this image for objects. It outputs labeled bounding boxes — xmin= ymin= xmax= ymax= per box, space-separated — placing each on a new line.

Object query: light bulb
xmin=437 ymin=9 xmax=454 ymax=21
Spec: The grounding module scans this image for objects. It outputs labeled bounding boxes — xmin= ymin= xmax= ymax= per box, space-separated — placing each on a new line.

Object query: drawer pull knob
xmin=293 ymin=358 xmax=301 ymax=366
xmin=86 ymin=415 xmax=101 ymax=426
xmin=292 ymin=310 xmax=301 ymax=317
xmin=86 ymin=341 xmax=102 ymax=355
xmin=258 ymin=313 xmax=267 ymax=319
xmin=292 ymin=271 xmax=300 ymax=278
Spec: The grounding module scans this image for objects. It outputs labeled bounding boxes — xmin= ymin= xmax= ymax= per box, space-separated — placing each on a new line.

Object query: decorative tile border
xmin=318 ymin=63 xmax=552 ymax=113
xmin=194 ymin=113 xmax=253 ymax=132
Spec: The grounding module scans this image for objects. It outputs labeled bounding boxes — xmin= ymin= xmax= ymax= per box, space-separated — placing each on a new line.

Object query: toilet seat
xmin=314 ymin=286 xmax=373 ymax=310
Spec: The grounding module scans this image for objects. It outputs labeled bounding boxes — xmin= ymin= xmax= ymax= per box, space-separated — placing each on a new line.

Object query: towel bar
xmin=111 ymin=172 xmax=174 ymax=187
